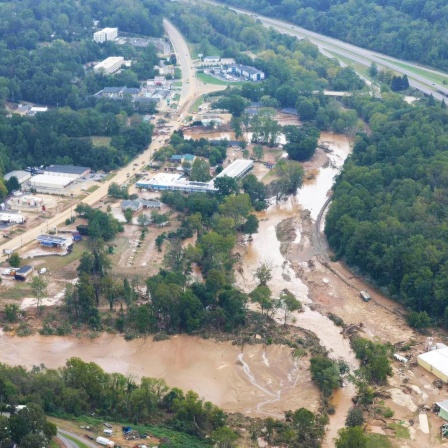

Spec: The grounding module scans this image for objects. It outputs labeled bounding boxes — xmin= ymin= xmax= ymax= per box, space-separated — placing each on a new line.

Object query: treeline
xmin=326 ymin=92 xmax=448 ymax=319
xmin=0 ymin=358 xmax=227 ymax=442
xmin=168 ymin=2 xmax=366 ymax=100
xmin=217 ymin=0 xmax=448 ymax=72
xmin=0 ymin=108 xmax=153 ymax=174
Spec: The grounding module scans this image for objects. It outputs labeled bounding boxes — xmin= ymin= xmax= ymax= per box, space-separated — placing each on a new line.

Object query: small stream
xmin=236 ymin=132 xmax=358 ymax=447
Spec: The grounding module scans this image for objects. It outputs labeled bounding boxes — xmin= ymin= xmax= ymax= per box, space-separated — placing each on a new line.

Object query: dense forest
xmin=218 ymin=0 xmax=448 ymax=71
xmin=325 ymin=93 xmax=448 ymax=321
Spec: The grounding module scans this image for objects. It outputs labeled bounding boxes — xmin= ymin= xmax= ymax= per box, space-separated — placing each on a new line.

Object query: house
xmin=95 ymin=86 xmax=141 ymax=99
xmin=169 ymin=154 xmax=196 ymax=164
xmin=28 ymin=106 xmax=48 ymax=116
xmin=154 ymin=76 xmax=166 ymax=86
xmin=121 ymin=199 xmax=143 ymax=213
xmin=14 ymin=265 xmax=34 ymax=281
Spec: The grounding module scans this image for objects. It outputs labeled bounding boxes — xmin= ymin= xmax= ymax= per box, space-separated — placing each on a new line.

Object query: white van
xmin=103 ymin=429 xmax=113 ymax=436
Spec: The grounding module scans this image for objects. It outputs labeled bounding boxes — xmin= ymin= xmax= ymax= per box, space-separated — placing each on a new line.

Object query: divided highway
xmin=205 ymin=0 xmax=448 ymax=100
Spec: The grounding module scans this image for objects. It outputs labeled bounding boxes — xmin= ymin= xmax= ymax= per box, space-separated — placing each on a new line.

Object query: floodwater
xmin=238 ymin=132 xmax=357 ymax=447
xmin=0 ymin=333 xmax=319 ymax=416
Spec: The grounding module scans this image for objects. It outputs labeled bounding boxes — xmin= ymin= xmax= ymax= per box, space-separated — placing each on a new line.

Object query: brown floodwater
xmin=0 ymin=333 xmax=319 ymax=417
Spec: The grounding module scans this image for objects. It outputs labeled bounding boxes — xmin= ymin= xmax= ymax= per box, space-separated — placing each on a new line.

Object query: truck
xmin=360 ymin=290 xmax=371 ymax=302
xmin=96 ymin=437 xmax=114 ymax=447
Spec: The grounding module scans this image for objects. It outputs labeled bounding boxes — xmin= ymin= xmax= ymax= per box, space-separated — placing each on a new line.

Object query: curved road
xmin=205 ymin=0 xmax=448 ymax=100
xmin=58 ymin=429 xmax=97 ymax=448
xmin=0 ymin=20 xmax=198 ymax=261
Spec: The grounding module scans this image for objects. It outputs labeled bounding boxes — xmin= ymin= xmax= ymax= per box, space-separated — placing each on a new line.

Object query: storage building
xmin=29 ymin=175 xmax=73 ymax=195
xmin=417 ymin=347 xmax=448 ymax=383
xmin=4 ymin=170 xmax=31 ymax=185
xmin=437 ymin=400 xmax=448 ymax=420
xmin=215 ymin=159 xmax=253 ymax=180
xmin=36 ymin=234 xmax=73 ymax=248
xmin=94 ymin=57 xmax=124 ymax=75
xmin=44 ymin=165 xmax=91 ymax=180
xmin=14 ymin=265 xmax=34 ymax=281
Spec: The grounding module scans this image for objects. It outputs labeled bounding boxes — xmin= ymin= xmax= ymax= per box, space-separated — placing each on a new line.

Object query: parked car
xmin=2 ymin=269 xmax=11 ymax=275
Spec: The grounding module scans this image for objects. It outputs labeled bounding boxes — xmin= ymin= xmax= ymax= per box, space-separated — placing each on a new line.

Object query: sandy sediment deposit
xmin=0 ymin=333 xmax=319 ymax=417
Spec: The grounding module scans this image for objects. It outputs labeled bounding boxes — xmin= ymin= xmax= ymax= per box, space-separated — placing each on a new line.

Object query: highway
xmin=205 ymin=0 xmax=448 ymax=100
xmin=0 ymin=20 xmax=197 ymax=260
xmin=58 ymin=429 xmax=98 ymax=448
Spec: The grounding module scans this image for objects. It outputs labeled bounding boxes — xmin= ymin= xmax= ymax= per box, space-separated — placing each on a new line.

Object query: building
xmin=0 ymin=210 xmax=25 ymax=224
xmin=203 ymin=56 xmax=220 ymax=64
xmin=15 ymin=265 xmax=34 ymax=281
xmin=417 ymin=346 xmax=448 ymax=383
xmin=94 ymin=57 xmax=124 ymax=75
xmin=121 ymin=199 xmax=162 ymax=212
xmin=170 ymin=154 xmax=196 ymax=164
xmin=93 ymin=27 xmax=118 ymax=43
xmin=228 ymin=64 xmax=265 ymax=81
xmin=437 ymin=400 xmax=448 ymax=420
xmin=8 ymin=195 xmax=44 ymax=210
xmin=44 ymin=165 xmax=91 ymax=180
xmin=136 ymin=160 xmax=253 ymax=193
xmin=36 ymin=234 xmax=73 ymax=248
xmin=215 ymin=159 xmax=253 ymax=180
xmin=94 ymin=86 xmax=141 ymax=99
xmin=28 ymin=106 xmax=48 ymax=116
xmin=154 ymin=76 xmax=166 ymax=86
xmin=28 ymin=175 xmax=73 ymax=195
xmin=4 ymin=170 xmax=31 ymax=185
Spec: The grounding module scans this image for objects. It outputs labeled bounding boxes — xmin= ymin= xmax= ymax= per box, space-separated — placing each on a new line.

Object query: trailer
xmin=96 ymin=437 xmax=114 ymax=447
xmin=360 ymin=290 xmax=371 ymax=302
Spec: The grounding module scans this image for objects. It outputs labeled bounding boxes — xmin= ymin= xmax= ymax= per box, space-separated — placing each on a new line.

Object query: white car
xmin=2 ymin=269 xmax=11 ymax=275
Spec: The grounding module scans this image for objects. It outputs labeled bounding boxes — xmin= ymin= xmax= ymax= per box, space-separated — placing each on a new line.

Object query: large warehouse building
xmin=417 ymin=345 xmax=448 ymax=383
xmin=44 ymin=165 xmax=91 ymax=179
xmin=4 ymin=170 xmax=31 ymax=185
xmin=94 ymin=57 xmax=124 ymax=75
xmin=29 ymin=175 xmax=73 ymax=195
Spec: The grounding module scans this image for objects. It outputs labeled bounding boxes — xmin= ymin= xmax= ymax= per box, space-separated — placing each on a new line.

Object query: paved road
xmin=58 ymin=429 xmax=97 ymax=448
xmin=0 ymin=20 xmax=197 ymax=261
xmin=204 ymin=0 xmax=448 ymax=100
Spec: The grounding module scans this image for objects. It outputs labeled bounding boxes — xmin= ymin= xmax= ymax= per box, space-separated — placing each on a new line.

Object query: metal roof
xmin=36 ymin=234 xmax=72 ymax=245
xmin=16 ymin=265 xmax=33 ymax=274
xmin=437 ymin=400 xmax=448 ymax=411
xmin=418 ymin=347 xmax=448 ymax=378
xmin=45 ymin=165 xmax=90 ymax=175
xmin=215 ymin=159 xmax=253 ymax=179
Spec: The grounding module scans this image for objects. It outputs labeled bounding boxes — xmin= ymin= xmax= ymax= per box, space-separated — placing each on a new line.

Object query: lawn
xmin=0 ymin=281 xmax=32 ymax=302
xmin=387 ymin=422 xmax=410 ymax=439
xmin=91 ymin=136 xmax=112 ymax=147
xmin=366 ymin=433 xmax=393 ymax=448
xmin=173 ymin=81 xmax=183 ymax=87
xmin=39 ymin=239 xmax=90 ymax=272
xmin=190 ymin=96 xmax=204 ymax=113
xmin=87 ymin=185 xmax=99 ymax=193
xmin=197 ymin=72 xmax=234 ymax=86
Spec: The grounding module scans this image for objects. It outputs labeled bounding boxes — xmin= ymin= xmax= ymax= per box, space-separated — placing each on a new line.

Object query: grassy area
xmin=62 ymin=433 xmax=91 ymax=448
xmin=49 ymin=439 xmax=59 ymax=448
xmin=190 ymin=96 xmax=204 ymax=113
xmin=326 ymin=50 xmax=373 ymax=80
xmin=103 ymin=172 xmax=116 ymax=182
xmin=173 ymin=80 xmax=183 ymax=87
xmin=87 ymin=185 xmax=99 ymax=193
xmin=91 ymin=136 xmax=112 ymax=147
xmin=387 ymin=422 xmax=410 ymax=439
xmin=0 ymin=281 xmax=32 ymax=301
xmin=366 ymin=434 xmax=393 ymax=448
xmin=197 ymin=72 xmax=234 ymax=86
xmin=38 ymin=239 xmax=90 ymax=272
xmin=376 ymin=57 xmax=448 ymax=85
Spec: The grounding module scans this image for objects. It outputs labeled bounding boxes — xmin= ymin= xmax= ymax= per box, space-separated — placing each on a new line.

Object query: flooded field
xmin=0 ymin=333 xmax=319 ymax=417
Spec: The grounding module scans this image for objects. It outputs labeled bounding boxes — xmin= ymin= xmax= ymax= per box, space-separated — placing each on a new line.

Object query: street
xmin=0 ymin=20 xmax=198 ymax=261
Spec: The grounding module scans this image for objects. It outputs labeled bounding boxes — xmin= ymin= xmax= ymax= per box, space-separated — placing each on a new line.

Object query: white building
xmin=44 ymin=165 xmax=91 ymax=180
xmin=0 ymin=210 xmax=25 ymax=224
xmin=28 ymin=106 xmax=48 ymax=116
xmin=93 ymin=27 xmax=118 ymax=43
xmin=228 ymin=64 xmax=265 ymax=81
xmin=94 ymin=57 xmax=124 ymax=75
xmin=418 ymin=346 xmax=448 ymax=383
xmin=4 ymin=170 xmax=31 ymax=185
xmin=29 ymin=175 xmax=73 ymax=195
xmin=8 ymin=195 xmax=44 ymax=210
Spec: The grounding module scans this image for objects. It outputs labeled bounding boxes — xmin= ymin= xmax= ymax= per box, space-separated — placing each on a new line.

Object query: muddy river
xmin=0 ymin=333 xmax=318 ymax=417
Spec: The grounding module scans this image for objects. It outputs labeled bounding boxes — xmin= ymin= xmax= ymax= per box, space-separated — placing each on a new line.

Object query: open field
xmin=91 ymin=136 xmax=112 ymax=147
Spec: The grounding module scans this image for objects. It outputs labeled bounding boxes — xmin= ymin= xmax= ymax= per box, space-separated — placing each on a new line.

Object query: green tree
xmin=276 ymin=289 xmax=302 ymax=326
xmin=253 ymin=145 xmax=264 ymax=160
xmin=190 ymin=158 xmax=211 ymax=182
xmin=284 ymin=125 xmax=319 ymax=161
xmin=211 ymin=427 xmax=238 ymax=448
xmin=219 ymin=194 xmax=252 ymax=227
xmin=345 ymin=407 xmax=364 ymax=428
xmin=9 ymin=404 xmax=46 ymax=444
xmin=249 ymin=285 xmax=273 ymax=315
xmin=406 ymin=310 xmax=432 ymax=329
xmin=30 ymin=276 xmax=48 ymax=313
xmin=137 ymin=213 xmax=151 ymax=226
xmin=254 ymin=261 xmax=273 ymax=286
xmin=243 ymin=214 xmax=259 ymax=236
xmin=335 ymin=427 xmax=367 ymax=448
xmin=124 ymin=208 xmax=133 ymax=224
xmin=5 ymin=176 xmax=20 ymax=194
xmin=214 ymin=176 xmax=239 ymax=198
xmin=369 ymin=62 xmax=378 ymax=77
xmin=8 ymin=253 xmax=21 ymax=268
xmin=310 ymin=356 xmax=341 ymax=397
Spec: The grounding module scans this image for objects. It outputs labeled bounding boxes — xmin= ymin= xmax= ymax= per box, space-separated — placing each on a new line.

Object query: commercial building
xmin=228 ymin=64 xmax=265 ymax=81
xmin=4 ymin=170 xmax=31 ymax=185
xmin=136 ymin=160 xmax=254 ymax=193
xmin=8 ymin=195 xmax=44 ymax=210
xmin=28 ymin=175 xmax=73 ymax=195
xmin=93 ymin=27 xmax=118 ymax=43
xmin=417 ymin=346 xmax=448 ymax=383
xmin=36 ymin=234 xmax=73 ymax=248
xmin=44 ymin=165 xmax=91 ymax=180
xmin=121 ymin=199 xmax=162 ymax=212
xmin=94 ymin=57 xmax=124 ymax=75
xmin=94 ymin=86 xmax=141 ymax=99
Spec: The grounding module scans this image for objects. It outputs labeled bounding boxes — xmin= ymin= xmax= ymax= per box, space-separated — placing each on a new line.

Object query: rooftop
xmin=45 ymin=165 xmax=90 ymax=175
xmin=30 ymin=175 xmax=73 ymax=187
xmin=418 ymin=347 xmax=448 ymax=378
xmin=437 ymin=400 xmax=448 ymax=411
xmin=216 ymin=159 xmax=253 ymax=179
xmin=36 ymin=234 xmax=72 ymax=245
